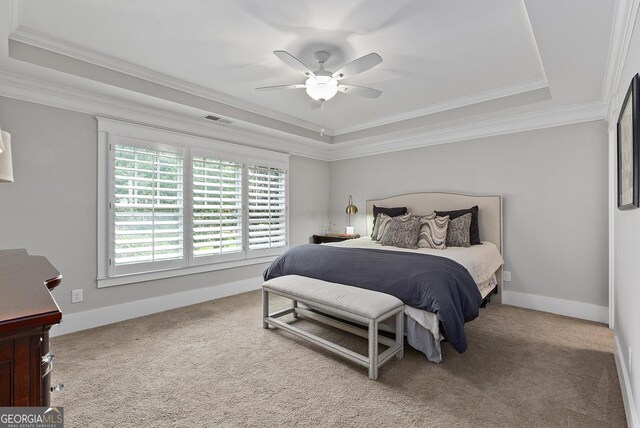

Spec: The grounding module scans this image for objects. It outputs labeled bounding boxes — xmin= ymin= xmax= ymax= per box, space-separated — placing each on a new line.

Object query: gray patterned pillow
xmin=371 ymin=213 xmax=382 ymax=240
xmin=374 ymin=213 xmax=391 ymax=241
xmin=376 ymin=213 xmax=411 ymax=242
xmin=417 ymin=214 xmax=449 ymax=249
xmin=446 ymin=213 xmax=472 ymax=247
xmin=380 ymin=216 xmax=420 ymax=248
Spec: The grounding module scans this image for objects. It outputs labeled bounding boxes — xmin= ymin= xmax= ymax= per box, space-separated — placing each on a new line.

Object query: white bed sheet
xmin=322 ymin=237 xmax=504 ymax=362
xmin=323 ymin=237 xmax=503 ymax=286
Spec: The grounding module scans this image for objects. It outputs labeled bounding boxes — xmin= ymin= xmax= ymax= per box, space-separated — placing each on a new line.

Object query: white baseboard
xmin=502 ymin=290 xmax=609 ymax=324
xmin=50 ymin=276 xmax=263 ymax=337
xmin=614 ymin=334 xmax=639 ymax=428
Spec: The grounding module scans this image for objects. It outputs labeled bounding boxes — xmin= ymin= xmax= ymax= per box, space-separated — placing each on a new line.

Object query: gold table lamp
xmin=345 ymin=195 xmax=358 ymax=234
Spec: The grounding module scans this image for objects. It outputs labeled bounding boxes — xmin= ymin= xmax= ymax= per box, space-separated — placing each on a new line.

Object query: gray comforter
xmin=263 ymin=244 xmax=482 ymax=353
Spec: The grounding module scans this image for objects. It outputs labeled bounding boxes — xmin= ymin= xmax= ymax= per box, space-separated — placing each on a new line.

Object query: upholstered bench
xmin=262 ymin=275 xmax=404 ymax=380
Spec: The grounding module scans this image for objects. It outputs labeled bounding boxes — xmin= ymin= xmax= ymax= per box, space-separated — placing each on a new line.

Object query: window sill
xmin=97 ymin=255 xmax=278 ymax=288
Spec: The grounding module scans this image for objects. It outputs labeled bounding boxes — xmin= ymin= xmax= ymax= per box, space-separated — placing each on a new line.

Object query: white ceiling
xmin=0 ymin=0 xmax=618 ymax=151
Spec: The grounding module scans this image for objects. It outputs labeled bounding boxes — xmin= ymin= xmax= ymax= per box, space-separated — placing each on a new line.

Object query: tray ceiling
xmin=0 ymin=0 xmax=617 ymax=150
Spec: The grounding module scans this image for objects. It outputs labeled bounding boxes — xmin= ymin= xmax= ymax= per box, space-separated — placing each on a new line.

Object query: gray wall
xmin=289 ymin=155 xmax=331 ymax=242
xmin=329 ymin=121 xmax=609 ymax=306
xmin=613 ymin=8 xmax=640 ymax=419
xmin=0 ymin=96 xmax=610 ymax=316
xmin=0 ymin=96 xmax=330 ymax=315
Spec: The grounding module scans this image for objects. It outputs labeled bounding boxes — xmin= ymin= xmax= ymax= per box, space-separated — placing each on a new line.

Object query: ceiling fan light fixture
xmin=305 ymin=75 xmax=338 ymax=101
xmin=257 ymin=50 xmax=382 ymax=102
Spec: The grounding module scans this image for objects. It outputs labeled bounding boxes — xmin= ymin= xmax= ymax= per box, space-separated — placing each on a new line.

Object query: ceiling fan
xmin=256 ymin=50 xmax=383 ymax=102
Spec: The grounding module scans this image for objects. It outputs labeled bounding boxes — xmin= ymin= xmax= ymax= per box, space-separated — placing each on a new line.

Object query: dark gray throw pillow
xmin=380 ymin=216 xmax=420 ymax=249
xmin=446 ymin=213 xmax=472 ymax=247
xmin=435 ymin=205 xmax=481 ymax=245
xmin=371 ymin=205 xmax=407 ymax=237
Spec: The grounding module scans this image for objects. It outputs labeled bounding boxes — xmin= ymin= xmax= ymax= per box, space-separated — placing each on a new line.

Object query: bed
xmin=265 ymin=192 xmax=504 ymax=363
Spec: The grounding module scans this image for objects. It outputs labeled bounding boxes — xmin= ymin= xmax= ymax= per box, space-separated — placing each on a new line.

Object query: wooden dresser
xmin=0 ymin=249 xmax=63 ymax=406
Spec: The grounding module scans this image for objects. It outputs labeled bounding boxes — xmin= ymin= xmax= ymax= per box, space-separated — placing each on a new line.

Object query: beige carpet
xmin=51 ymin=291 xmax=626 ymax=427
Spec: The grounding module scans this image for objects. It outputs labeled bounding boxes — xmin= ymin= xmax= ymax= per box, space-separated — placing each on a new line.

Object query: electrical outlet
xmin=71 ymin=289 xmax=83 ymax=304
xmin=630 ymin=347 xmax=633 ymax=374
xmin=503 ymin=271 xmax=511 ymax=282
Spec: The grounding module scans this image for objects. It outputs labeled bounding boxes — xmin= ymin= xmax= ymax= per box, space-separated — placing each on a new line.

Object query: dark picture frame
xmin=617 ymin=73 xmax=640 ymax=209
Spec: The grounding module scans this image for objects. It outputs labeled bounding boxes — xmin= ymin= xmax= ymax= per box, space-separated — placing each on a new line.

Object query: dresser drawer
xmin=0 ymin=329 xmax=43 ymax=406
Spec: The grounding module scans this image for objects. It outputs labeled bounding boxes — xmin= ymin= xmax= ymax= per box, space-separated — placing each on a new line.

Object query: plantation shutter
xmin=247 ymin=164 xmax=287 ymax=251
xmin=111 ymin=143 xmax=185 ymax=273
xmin=192 ymin=153 xmax=244 ymax=260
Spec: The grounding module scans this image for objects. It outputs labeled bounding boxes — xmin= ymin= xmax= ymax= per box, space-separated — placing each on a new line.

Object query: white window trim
xmin=97 ymin=117 xmax=289 ymax=288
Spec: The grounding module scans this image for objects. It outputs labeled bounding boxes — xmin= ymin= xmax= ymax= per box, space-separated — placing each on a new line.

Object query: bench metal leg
xmin=263 ymin=286 xmax=403 ymax=380
xmin=395 ymin=310 xmax=404 ymax=359
xmin=368 ymin=319 xmax=379 ymax=380
xmin=262 ymin=288 xmax=269 ymax=329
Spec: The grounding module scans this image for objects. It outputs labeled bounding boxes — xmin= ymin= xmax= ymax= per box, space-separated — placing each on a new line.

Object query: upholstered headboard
xmin=366 ymin=192 xmax=504 ymax=299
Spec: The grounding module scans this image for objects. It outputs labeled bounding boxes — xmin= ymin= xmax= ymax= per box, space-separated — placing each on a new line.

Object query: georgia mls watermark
xmin=0 ymin=407 xmax=63 ymax=428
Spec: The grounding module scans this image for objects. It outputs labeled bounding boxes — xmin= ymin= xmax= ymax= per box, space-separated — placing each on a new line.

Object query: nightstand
xmin=312 ymin=234 xmax=360 ymax=244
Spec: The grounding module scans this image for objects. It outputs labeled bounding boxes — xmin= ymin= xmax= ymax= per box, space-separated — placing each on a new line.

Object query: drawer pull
xmin=51 ymin=382 xmax=64 ymax=393
xmin=42 ymin=351 xmax=55 ymax=377
xmin=42 ymin=351 xmax=55 ymax=364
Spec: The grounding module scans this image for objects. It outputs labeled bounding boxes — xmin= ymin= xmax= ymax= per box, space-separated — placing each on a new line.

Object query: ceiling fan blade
xmin=273 ymin=50 xmax=316 ymax=78
xmin=337 ymin=85 xmax=382 ymax=99
xmin=255 ymin=84 xmax=305 ymax=91
xmin=332 ymin=53 xmax=382 ymax=80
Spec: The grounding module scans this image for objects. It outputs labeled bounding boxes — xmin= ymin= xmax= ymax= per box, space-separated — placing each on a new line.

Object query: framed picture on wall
xmin=617 ymin=73 xmax=640 ymax=209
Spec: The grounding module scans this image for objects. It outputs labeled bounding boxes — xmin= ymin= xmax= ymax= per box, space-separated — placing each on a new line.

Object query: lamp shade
xmin=0 ymin=129 xmax=14 ymax=183
xmin=346 ymin=204 xmax=358 ymax=215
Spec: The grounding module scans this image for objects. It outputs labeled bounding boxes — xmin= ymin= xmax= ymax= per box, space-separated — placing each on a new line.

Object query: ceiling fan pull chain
xmin=320 ymin=101 xmax=325 ymax=136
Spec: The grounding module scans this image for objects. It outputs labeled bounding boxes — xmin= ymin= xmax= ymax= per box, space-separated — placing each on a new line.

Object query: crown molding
xmin=332 ymin=78 xmax=549 ymax=135
xmin=0 ymin=70 xmax=605 ymax=163
xmin=603 ymin=0 xmax=640 ymax=124
xmin=329 ymin=100 xmax=606 ymax=161
xmin=9 ymin=25 xmax=552 ymax=141
xmin=9 ymin=26 xmax=335 ymax=137
xmin=0 ymin=71 xmax=332 ymax=160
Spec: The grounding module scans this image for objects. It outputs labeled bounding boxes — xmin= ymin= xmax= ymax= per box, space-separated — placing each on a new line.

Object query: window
xmin=111 ymin=143 xmax=185 ymax=276
xmin=248 ymin=165 xmax=287 ymax=251
xmin=98 ymin=119 xmax=289 ymax=286
xmin=191 ymin=151 xmax=244 ymax=264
